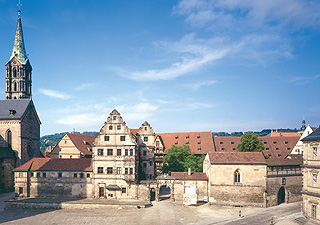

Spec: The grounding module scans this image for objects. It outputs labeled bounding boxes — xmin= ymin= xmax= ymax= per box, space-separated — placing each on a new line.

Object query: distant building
xmin=213 ymin=131 xmax=301 ymax=159
xmin=301 ymin=126 xmax=320 ymax=222
xmin=49 ymin=133 xmax=95 ymax=158
xmin=291 ymin=124 xmax=317 ymax=155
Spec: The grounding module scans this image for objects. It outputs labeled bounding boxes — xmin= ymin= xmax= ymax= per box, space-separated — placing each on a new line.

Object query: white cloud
xmin=116 ymin=103 xmax=159 ymax=121
xmin=74 ymin=82 xmax=97 ymax=91
xmin=56 ymin=113 xmax=107 ymax=127
xmin=174 ymin=0 xmax=320 ymax=29
xmin=38 ymin=88 xmax=71 ymax=100
xmin=183 ymin=80 xmax=218 ymax=90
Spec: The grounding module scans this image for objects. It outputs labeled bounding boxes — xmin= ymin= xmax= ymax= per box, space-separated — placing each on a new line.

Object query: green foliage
xmin=162 ymin=145 xmax=204 ymax=174
xmin=237 ymin=132 xmax=265 ymax=153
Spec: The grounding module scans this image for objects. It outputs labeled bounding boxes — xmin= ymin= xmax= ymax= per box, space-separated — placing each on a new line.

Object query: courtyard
xmin=0 ymin=192 xmax=307 ymax=225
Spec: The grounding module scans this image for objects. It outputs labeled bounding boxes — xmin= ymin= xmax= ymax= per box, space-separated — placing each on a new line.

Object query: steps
xmin=294 ymin=217 xmax=309 ymax=225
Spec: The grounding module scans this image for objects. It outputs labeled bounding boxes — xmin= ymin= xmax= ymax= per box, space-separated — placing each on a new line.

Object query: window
xmin=80 ymin=173 xmax=84 ymax=178
xmin=143 ymin=163 xmax=147 ymax=168
xmin=198 ymin=148 xmax=201 ymax=151
xmin=313 ymin=147 xmax=317 ymax=160
xmin=276 ymin=148 xmax=279 ymax=151
xmin=58 ymin=172 xmax=62 ymax=178
xmin=282 ymin=178 xmax=286 ymax=185
xmin=266 ymin=148 xmax=269 ymax=150
xmin=287 ymin=148 xmax=290 ymax=150
xmin=117 ymin=125 xmax=121 ymax=130
xmin=278 ymin=154 xmax=281 ymax=157
xmin=145 ymin=127 xmax=147 ymax=131
xmin=6 ymin=130 xmax=12 ymax=147
xmin=144 ymin=137 xmax=148 ymax=142
xmin=232 ymin=148 xmax=236 ymax=151
xmin=220 ymin=142 xmax=223 ymax=144
xmin=122 ymin=187 xmax=126 ymax=193
xmin=130 ymin=149 xmax=134 ymax=156
xmin=143 ymin=151 xmax=146 ymax=156
xmin=65 ymin=140 xmax=67 ymax=144
xmin=107 ymin=167 xmax=113 ymax=174
xmin=70 ymin=155 xmax=72 ymax=159
xmin=285 ymin=141 xmax=288 ymax=144
xmin=186 ymin=136 xmax=189 ymax=139
xmin=87 ymin=173 xmax=90 ymax=178
xmin=125 ymin=149 xmax=128 ymax=156
xmin=30 ymin=172 xmax=34 ymax=177
xmin=231 ymin=141 xmax=234 ymax=144
xmin=98 ymin=149 xmax=104 ymax=156
xmin=117 ymin=149 xmax=121 ymax=156
xmin=98 ymin=167 xmax=103 ymax=174
xmin=120 ymin=136 xmax=125 ymax=141
xmin=234 ymin=169 xmax=241 ymax=183
xmin=117 ymin=167 xmax=121 ymax=174
xmin=264 ymin=142 xmax=267 ymax=144
xmin=104 ymin=136 xmax=109 ymax=141
xmin=273 ymin=141 xmax=277 ymax=144
xmin=113 ymin=116 xmax=117 ymax=120
xmin=175 ymin=136 xmax=178 ymax=139
xmin=19 ymin=187 xmax=23 ymax=195
xmin=125 ymin=168 xmax=129 ymax=174
xmin=107 ymin=149 xmax=113 ymax=156
xmin=109 ymin=125 xmax=113 ymax=130
xmin=221 ymin=148 xmax=225 ymax=151
xmin=149 ymin=161 xmax=152 ymax=166
xmin=130 ymin=168 xmax=134 ymax=174
xmin=37 ymin=173 xmax=40 ymax=178
xmin=312 ymin=205 xmax=317 ymax=218
xmin=313 ymin=174 xmax=317 ymax=187
xmin=43 ymin=173 xmax=46 ymax=178
xmin=74 ymin=173 xmax=77 ymax=178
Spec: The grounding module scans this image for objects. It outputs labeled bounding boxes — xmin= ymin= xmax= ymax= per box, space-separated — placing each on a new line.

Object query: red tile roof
xmin=156 ymin=131 xmax=214 ymax=154
xmin=267 ymin=154 xmax=302 ymax=166
xmin=66 ymin=133 xmax=96 ymax=156
xmin=266 ymin=131 xmax=301 ymax=137
xmin=208 ymin=152 xmax=267 ymax=164
xmin=213 ymin=135 xmax=300 ymax=159
xmin=130 ymin=129 xmax=139 ymax=136
xmin=171 ymin=172 xmax=208 ymax=180
xmin=13 ymin=158 xmax=92 ymax=171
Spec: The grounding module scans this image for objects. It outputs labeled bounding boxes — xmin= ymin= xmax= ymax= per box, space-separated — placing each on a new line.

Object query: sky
xmin=0 ymin=0 xmax=320 ymax=136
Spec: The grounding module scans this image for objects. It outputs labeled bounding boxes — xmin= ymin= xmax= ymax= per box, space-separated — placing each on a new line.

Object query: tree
xmin=162 ymin=145 xmax=204 ymax=174
xmin=237 ymin=132 xmax=269 ymax=158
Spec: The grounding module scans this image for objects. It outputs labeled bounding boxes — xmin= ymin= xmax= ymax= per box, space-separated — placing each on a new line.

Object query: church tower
xmin=5 ymin=8 xmax=32 ymax=100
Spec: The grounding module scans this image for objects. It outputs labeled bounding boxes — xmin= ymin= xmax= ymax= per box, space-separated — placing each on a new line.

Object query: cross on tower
xmin=17 ymin=0 xmax=22 ymax=11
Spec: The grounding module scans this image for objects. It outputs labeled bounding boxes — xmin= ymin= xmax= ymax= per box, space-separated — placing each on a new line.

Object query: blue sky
xmin=0 ymin=0 xmax=320 ymax=136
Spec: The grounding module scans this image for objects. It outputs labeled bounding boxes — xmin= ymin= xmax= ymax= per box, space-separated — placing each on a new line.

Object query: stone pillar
xmin=170 ymin=184 xmax=175 ymax=202
xmin=155 ymin=187 xmax=159 ymax=201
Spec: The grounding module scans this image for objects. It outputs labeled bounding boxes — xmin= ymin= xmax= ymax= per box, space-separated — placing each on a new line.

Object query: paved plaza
xmin=0 ymin=192 xmax=312 ymax=225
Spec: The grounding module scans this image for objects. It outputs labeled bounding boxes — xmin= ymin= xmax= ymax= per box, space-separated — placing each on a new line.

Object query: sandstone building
xmin=0 ymin=8 xmax=41 ymax=192
xmin=301 ymin=126 xmax=320 ymax=222
xmin=49 ymin=133 xmax=95 ymax=159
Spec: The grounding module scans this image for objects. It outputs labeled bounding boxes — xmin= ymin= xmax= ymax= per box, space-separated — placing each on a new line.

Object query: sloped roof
xmin=267 ymin=154 xmax=302 ymax=166
xmin=130 ymin=129 xmax=139 ymax=136
xmin=266 ymin=131 xmax=301 ymax=137
xmin=0 ymin=99 xmax=31 ymax=119
xmin=66 ymin=133 xmax=96 ymax=155
xmin=302 ymin=126 xmax=320 ymax=141
xmin=213 ymin=135 xmax=300 ymax=159
xmin=156 ymin=131 xmax=214 ymax=154
xmin=0 ymin=147 xmax=16 ymax=159
xmin=171 ymin=172 xmax=208 ymax=180
xmin=208 ymin=152 xmax=267 ymax=164
xmin=13 ymin=158 xmax=92 ymax=172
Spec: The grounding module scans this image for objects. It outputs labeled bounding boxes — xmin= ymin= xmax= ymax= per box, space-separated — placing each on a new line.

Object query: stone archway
xmin=159 ymin=185 xmax=171 ymax=200
xmin=277 ymin=187 xmax=285 ymax=205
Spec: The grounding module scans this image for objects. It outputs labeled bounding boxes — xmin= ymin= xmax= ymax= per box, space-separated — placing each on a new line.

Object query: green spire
xmin=10 ymin=9 xmax=28 ymax=64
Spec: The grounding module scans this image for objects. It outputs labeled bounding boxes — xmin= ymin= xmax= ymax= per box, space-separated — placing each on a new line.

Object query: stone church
xmin=0 ymin=9 xmax=41 ymax=192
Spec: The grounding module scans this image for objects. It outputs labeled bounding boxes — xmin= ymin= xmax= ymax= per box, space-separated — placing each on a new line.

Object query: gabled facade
xmin=291 ymin=124 xmax=316 ymax=155
xmin=0 ymin=99 xmax=41 ymax=166
xmin=301 ymin=126 xmax=320 ymax=222
xmin=92 ymin=109 xmax=138 ymax=198
xmin=49 ymin=133 xmax=95 ymax=158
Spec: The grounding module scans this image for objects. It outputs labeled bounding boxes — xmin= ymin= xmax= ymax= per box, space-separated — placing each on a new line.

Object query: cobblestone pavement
xmin=0 ymin=193 xmax=304 ymax=225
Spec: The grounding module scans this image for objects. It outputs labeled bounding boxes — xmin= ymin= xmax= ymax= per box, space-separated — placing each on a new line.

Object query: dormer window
xmin=175 ymin=136 xmax=178 ymax=139
xmin=186 ymin=135 xmax=189 ymax=139
xmin=113 ymin=116 xmax=117 ymax=120
xmin=9 ymin=109 xmax=16 ymax=116
xmin=231 ymin=142 xmax=234 ymax=144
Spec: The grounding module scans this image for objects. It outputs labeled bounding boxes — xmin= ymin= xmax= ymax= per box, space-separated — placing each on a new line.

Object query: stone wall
xmin=0 ymin=158 xmax=15 ymax=191
xmin=208 ymin=164 xmax=267 ymax=207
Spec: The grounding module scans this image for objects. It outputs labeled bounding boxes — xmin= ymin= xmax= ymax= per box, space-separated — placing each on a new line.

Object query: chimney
xmin=188 ymin=168 xmax=191 ymax=176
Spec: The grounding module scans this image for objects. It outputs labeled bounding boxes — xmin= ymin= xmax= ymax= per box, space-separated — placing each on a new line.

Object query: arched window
xmin=6 ymin=130 xmax=12 ymax=147
xmin=13 ymin=68 xmax=17 ymax=77
xmin=234 ymin=169 xmax=241 ymax=183
xmin=14 ymin=82 xmax=17 ymax=91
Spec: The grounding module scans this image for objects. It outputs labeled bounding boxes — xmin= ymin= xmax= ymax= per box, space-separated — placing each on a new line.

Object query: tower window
xmin=234 ymin=169 xmax=241 ymax=183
